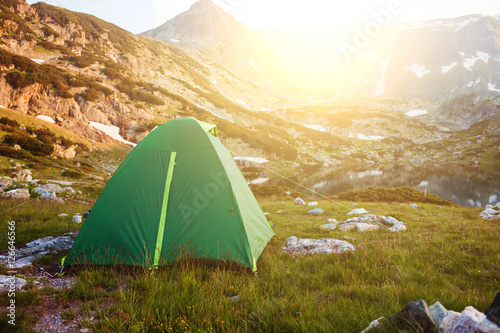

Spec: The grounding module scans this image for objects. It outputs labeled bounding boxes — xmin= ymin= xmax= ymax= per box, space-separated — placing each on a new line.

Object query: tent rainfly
xmin=64 ymin=118 xmax=274 ymax=271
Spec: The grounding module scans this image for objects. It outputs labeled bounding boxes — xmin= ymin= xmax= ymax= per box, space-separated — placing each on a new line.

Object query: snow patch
xmin=441 ymin=62 xmax=457 ymax=73
xmin=357 ymin=170 xmax=383 ymax=178
xmin=31 ymin=58 xmax=45 ymax=64
xmin=236 ymin=99 xmax=249 ymax=108
xmin=453 ymin=17 xmax=479 ymax=31
xmin=348 ymin=133 xmax=383 ymax=140
xmin=464 ymin=51 xmax=489 ymax=70
xmin=405 ymin=63 xmax=430 ymax=78
xmin=90 ymin=122 xmax=136 ymax=147
xmin=488 ymin=83 xmax=500 ymax=92
xmin=233 ymin=157 xmax=268 ymax=164
xmin=248 ymin=60 xmax=262 ymax=73
xmin=405 ymin=110 xmax=428 ymax=117
xmin=170 ymin=39 xmax=180 ymax=43
xmin=303 ymin=124 xmax=327 ymax=132
xmin=467 ymin=78 xmax=481 ymax=87
xmin=248 ymin=178 xmax=269 ymax=185
xmin=36 ymin=115 xmax=56 ymax=123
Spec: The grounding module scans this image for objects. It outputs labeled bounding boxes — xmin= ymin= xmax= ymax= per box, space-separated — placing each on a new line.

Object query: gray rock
xmin=12 ymin=169 xmax=32 ymax=182
xmin=485 ymin=291 xmax=500 ymax=328
xmin=0 ymin=235 xmax=75 ymax=268
xmin=381 ymin=216 xmax=402 ymax=227
xmin=327 ymin=218 xmax=338 ymax=225
xmin=347 ymin=208 xmax=368 ymax=215
xmin=0 ymin=275 xmax=27 ymax=292
xmin=295 ymin=197 xmax=306 ymax=205
xmin=429 ymin=301 xmax=448 ymax=330
xmin=0 ymin=176 xmax=13 ymax=189
xmin=440 ymin=306 xmax=500 ymax=333
xmin=2 ymin=188 xmax=30 ymax=199
xmin=42 ymin=184 xmax=63 ymax=193
xmin=388 ymin=299 xmax=436 ymax=332
xmin=338 ymin=222 xmax=359 ymax=231
xmin=320 ymin=223 xmax=337 ymax=231
xmin=480 ymin=206 xmax=500 ymax=220
xmin=308 ymin=208 xmax=324 ymax=216
xmin=388 ymin=224 xmax=407 ymax=232
xmin=308 ymin=202 xmax=319 ymax=206
xmin=357 ymin=223 xmax=381 ymax=232
xmin=282 ymin=236 xmax=355 ymax=255
xmin=410 ymin=203 xmax=423 ymax=210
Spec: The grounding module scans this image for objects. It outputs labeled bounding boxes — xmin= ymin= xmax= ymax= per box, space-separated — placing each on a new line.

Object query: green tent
xmin=65 ymin=118 xmax=274 ymax=271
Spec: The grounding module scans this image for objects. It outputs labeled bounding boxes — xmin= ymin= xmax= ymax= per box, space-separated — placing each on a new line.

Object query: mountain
xmin=141 ymin=0 xmax=285 ymax=85
xmin=259 ymin=14 xmax=500 ymax=101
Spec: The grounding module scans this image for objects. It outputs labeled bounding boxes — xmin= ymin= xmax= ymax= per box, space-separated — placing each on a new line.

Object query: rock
xmin=42 ymin=184 xmax=63 ymax=193
xmin=274 ymin=210 xmax=284 ymax=214
xmin=381 ymin=216 xmax=402 ymax=227
xmin=485 ymin=292 xmax=500 ymax=328
xmin=52 ymin=197 xmax=65 ymax=204
xmin=230 ymin=295 xmax=240 ymax=303
xmin=347 ymin=208 xmax=368 ymax=215
xmin=480 ymin=205 xmax=500 ymax=220
xmin=0 ymin=176 xmax=13 ymax=189
xmin=411 ymin=203 xmax=423 ymax=210
xmin=308 ymin=202 xmax=319 ymax=206
xmin=440 ymin=306 xmax=500 ymax=333
xmin=61 ymin=187 xmax=76 ymax=194
xmin=13 ymin=144 xmax=21 ymax=150
xmin=12 ymin=169 xmax=32 ymax=182
xmin=429 ymin=301 xmax=448 ymax=330
xmin=440 ymin=310 xmax=461 ymax=332
xmin=338 ymin=223 xmax=358 ymax=231
xmin=282 ymin=236 xmax=355 ymax=255
xmin=58 ymin=213 xmax=68 ymax=217
xmin=295 ymin=197 xmax=306 ymax=205
xmin=0 ymin=235 xmax=75 ymax=268
xmin=327 ymin=218 xmax=338 ymax=225
xmin=2 ymin=188 xmax=30 ymax=199
xmin=360 ymin=317 xmax=386 ymax=333
xmin=357 ymin=223 xmax=381 ymax=232
xmin=388 ymin=299 xmax=436 ymax=332
xmin=0 ymin=275 xmax=27 ymax=292
xmin=320 ymin=223 xmax=336 ymax=231
xmin=308 ymin=208 xmax=324 ymax=216
xmin=388 ymin=224 xmax=407 ymax=232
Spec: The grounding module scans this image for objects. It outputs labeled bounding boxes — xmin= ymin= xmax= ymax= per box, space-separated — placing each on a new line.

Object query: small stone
xmin=308 ymin=202 xmax=319 ymax=206
xmin=347 ymin=208 xmax=368 ymax=215
xmin=295 ymin=197 xmax=306 ymax=205
xmin=275 ymin=210 xmax=284 ymax=214
xmin=230 ymin=295 xmax=240 ymax=303
xmin=282 ymin=237 xmax=355 ymax=255
xmin=388 ymin=224 xmax=407 ymax=232
xmin=320 ymin=223 xmax=336 ymax=231
xmin=61 ymin=187 xmax=76 ymax=194
xmin=410 ymin=203 xmax=422 ymax=210
xmin=58 ymin=213 xmax=68 ymax=217
xmin=327 ymin=218 xmax=337 ymax=224
xmin=308 ymin=208 xmax=324 ymax=216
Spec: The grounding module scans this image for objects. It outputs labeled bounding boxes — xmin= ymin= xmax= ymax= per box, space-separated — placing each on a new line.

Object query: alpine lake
xmin=249 ymin=163 xmax=500 ymax=207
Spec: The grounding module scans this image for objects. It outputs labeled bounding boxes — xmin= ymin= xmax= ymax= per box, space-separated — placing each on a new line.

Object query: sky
xmin=26 ymin=0 xmax=500 ymax=34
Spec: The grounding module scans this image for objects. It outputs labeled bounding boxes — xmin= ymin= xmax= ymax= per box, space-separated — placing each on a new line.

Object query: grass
xmin=0 ymin=197 xmax=498 ymax=332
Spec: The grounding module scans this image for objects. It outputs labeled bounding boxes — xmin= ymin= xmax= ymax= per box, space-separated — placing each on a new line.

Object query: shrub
xmin=61 ymin=169 xmax=83 ymax=179
xmin=4 ymin=134 xmax=54 ymax=156
xmin=0 ymin=117 xmax=20 ymax=128
xmin=337 ymin=186 xmax=454 ymax=206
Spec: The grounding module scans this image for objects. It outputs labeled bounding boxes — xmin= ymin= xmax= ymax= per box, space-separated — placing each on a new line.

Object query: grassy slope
xmin=0 ymin=197 xmax=498 ymax=332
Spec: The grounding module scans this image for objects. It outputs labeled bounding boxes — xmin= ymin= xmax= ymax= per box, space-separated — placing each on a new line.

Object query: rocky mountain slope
xmin=259 ymin=14 xmax=500 ymax=102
